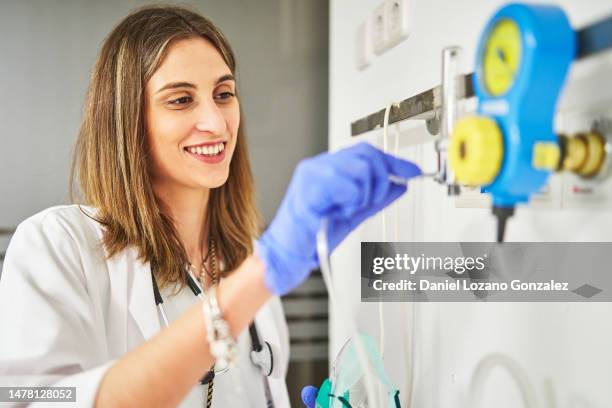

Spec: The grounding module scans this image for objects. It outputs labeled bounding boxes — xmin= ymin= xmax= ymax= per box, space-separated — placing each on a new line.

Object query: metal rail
xmin=350 ymin=73 xmax=474 ymax=137
xmin=350 ymin=14 xmax=612 ymax=137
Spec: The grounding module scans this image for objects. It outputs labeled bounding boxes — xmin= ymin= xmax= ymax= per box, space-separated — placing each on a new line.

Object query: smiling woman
xmin=68 ymin=6 xmax=280 ymax=406
xmin=0 ymin=4 xmax=421 ymax=408
xmin=72 ymin=7 xmax=258 ymax=291
xmin=2 ymin=5 xmax=287 ymax=408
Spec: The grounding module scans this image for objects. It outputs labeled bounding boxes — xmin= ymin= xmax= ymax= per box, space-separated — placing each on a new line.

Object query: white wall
xmin=329 ymin=1 xmax=612 ymax=407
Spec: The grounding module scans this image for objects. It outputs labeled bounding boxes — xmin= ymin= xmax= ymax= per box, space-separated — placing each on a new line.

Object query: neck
xmin=153 ymin=180 xmax=211 ymax=264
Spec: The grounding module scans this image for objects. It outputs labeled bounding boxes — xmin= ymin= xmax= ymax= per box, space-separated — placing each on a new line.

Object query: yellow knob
xmin=561 ymin=134 xmax=588 ymax=172
xmin=560 ymin=131 xmax=606 ymax=177
xmin=532 ymin=142 xmax=561 ymax=171
xmin=579 ymin=132 xmax=606 ymax=177
xmin=450 ymin=116 xmax=504 ymax=186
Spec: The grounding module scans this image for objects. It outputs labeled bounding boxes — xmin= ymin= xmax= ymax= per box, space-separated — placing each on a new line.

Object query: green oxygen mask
xmin=315 ymin=333 xmax=401 ymax=408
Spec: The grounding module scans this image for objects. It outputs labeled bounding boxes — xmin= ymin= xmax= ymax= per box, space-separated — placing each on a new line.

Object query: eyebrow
xmin=155 ymin=74 xmax=236 ymax=94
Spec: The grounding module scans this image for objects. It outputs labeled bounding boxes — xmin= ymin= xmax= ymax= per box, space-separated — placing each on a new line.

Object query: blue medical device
xmin=449 ymin=3 xmax=577 ymax=241
xmin=476 ymin=3 xmax=576 ymax=207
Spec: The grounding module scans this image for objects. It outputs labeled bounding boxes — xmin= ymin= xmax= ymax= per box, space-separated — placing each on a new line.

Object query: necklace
xmin=188 ymin=243 xmax=214 ymax=281
xmin=188 ymin=239 xmax=217 ymax=408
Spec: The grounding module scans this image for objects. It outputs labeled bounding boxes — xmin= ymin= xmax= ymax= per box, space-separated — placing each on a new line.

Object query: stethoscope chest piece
xmin=250 ymin=341 xmax=274 ymax=377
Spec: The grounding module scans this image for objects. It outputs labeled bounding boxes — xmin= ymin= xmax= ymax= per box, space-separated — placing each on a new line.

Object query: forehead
xmin=148 ymin=37 xmax=232 ymax=90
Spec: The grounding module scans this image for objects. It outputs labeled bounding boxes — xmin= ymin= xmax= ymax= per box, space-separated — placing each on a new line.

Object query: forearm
xmin=94 ymin=253 xmax=272 ymax=407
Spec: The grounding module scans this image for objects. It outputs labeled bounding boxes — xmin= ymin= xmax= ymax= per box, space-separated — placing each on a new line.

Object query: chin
xmin=204 ymin=173 xmax=230 ymax=189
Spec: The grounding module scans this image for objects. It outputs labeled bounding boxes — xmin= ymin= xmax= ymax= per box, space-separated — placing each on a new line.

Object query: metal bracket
xmin=350 ymin=73 xmax=473 ymax=137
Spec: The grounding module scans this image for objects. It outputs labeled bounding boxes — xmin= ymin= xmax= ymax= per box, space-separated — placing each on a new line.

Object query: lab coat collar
xmin=81 ymin=206 xmax=161 ymax=342
xmin=126 ymin=248 xmax=161 ymax=341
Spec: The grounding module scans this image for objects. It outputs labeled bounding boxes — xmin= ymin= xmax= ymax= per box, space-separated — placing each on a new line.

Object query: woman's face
xmin=145 ymin=37 xmax=239 ymax=192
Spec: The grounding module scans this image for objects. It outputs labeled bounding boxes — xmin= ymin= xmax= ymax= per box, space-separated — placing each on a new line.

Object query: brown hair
xmin=70 ymin=4 xmax=261 ymax=289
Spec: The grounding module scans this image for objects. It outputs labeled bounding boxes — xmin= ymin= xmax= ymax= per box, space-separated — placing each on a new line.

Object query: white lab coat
xmin=0 ymin=205 xmax=291 ymax=407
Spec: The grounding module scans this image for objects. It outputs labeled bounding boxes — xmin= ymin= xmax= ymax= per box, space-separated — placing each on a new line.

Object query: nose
xmin=195 ymin=98 xmax=226 ymax=136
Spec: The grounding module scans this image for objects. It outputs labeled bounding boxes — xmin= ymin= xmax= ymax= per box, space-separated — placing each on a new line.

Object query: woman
xmin=0 ymin=5 xmax=420 ymax=407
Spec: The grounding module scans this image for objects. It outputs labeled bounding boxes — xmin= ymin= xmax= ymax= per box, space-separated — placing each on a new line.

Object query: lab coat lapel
xmin=127 ymin=250 xmax=161 ymax=340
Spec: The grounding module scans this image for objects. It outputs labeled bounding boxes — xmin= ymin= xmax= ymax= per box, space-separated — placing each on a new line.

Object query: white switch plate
xmin=385 ymin=0 xmax=410 ymax=48
xmin=371 ymin=2 xmax=387 ymax=55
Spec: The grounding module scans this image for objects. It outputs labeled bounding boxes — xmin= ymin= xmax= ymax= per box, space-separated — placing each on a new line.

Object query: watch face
xmin=482 ymin=19 xmax=522 ymax=96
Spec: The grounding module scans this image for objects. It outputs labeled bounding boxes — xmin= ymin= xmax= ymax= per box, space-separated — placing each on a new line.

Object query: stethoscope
xmin=150 ymin=266 xmax=275 ymax=407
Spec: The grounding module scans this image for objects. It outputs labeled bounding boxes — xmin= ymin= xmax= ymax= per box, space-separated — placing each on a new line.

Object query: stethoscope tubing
xmin=150 ymin=266 xmax=276 ymax=407
xmin=150 ymin=268 xmax=272 ymax=377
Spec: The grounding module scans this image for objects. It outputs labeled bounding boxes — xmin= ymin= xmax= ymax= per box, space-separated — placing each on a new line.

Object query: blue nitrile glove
xmin=302 ymin=379 xmax=332 ymax=408
xmin=301 ymin=385 xmax=319 ymax=408
xmin=256 ymin=142 xmax=421 ymax=295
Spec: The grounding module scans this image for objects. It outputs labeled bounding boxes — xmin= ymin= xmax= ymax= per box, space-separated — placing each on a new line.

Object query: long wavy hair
xmin=70 ymin=5 xmax=261 ymax=289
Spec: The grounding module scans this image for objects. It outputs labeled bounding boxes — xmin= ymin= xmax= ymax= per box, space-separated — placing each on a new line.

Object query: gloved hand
xmin=256 ymin=142 xmax=421 ymax=295
xmin=301 ymin=378 xmax=332 ymax=408
xmin=301 ymin=385 xmax=319 ymax=408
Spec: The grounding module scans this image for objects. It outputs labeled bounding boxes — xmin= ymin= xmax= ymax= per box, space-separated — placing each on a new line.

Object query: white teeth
xmin=186 ymin=142 xmax=225 ymax=156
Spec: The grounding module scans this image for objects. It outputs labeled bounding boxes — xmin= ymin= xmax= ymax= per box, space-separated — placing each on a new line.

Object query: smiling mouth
xmin=184 ymin=141 xmax=226 ymax=157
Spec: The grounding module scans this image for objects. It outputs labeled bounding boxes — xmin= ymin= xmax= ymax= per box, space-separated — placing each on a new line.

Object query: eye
xmin=168 ymin=96 xmax=193 ymax=106
xmin=214 ymin=91 xmax=235 ymax=101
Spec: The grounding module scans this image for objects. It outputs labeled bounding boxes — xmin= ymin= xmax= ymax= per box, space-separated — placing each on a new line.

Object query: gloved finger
xmin=301 ymin=385 xmax=319 ymax=408
xmin=302 ymin=143 xmax=418 ymax=219
xmin=329 ymin=142 xmax=398 ymax=213
xmin=330 ymin=154 xmax=408 ymax=219
xmin=356 ymin=146 xmax=392 ymax=207
xmin=327 ymin=183 xmax=407 ymax=251
xmin=354 ymin=182 xmax=407 ymax=226
xmin=326 ymin=155 xmax=374 ymax=218
xmin=299 ymin=162 xmax=363 ymax=217
xmin=383 ymin=152 xmax=422 ymax=180
xmin=335 ymin=143 xmax=417 ymax=207
xmin=329 ymin=143 xmax=375 ymax=205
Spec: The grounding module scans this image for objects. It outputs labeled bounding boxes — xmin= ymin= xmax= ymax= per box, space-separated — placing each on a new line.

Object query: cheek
xmin=146 ymin=110 xmax=190 ymax=175
xmin=227 ymin=106 xmax=241 ymax=142
xmin=149 ymin=112 xmax=185 ymax=145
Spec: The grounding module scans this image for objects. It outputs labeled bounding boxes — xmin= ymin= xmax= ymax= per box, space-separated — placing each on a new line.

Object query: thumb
xmin=301 ymin=385 xmax=319 ymax=408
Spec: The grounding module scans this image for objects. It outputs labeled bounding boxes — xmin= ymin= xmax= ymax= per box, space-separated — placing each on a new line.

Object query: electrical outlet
xmin=371 ymin=2 xmax=387 ymax=55
xmin=385 ymin=0 xmax=410 ymax=48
